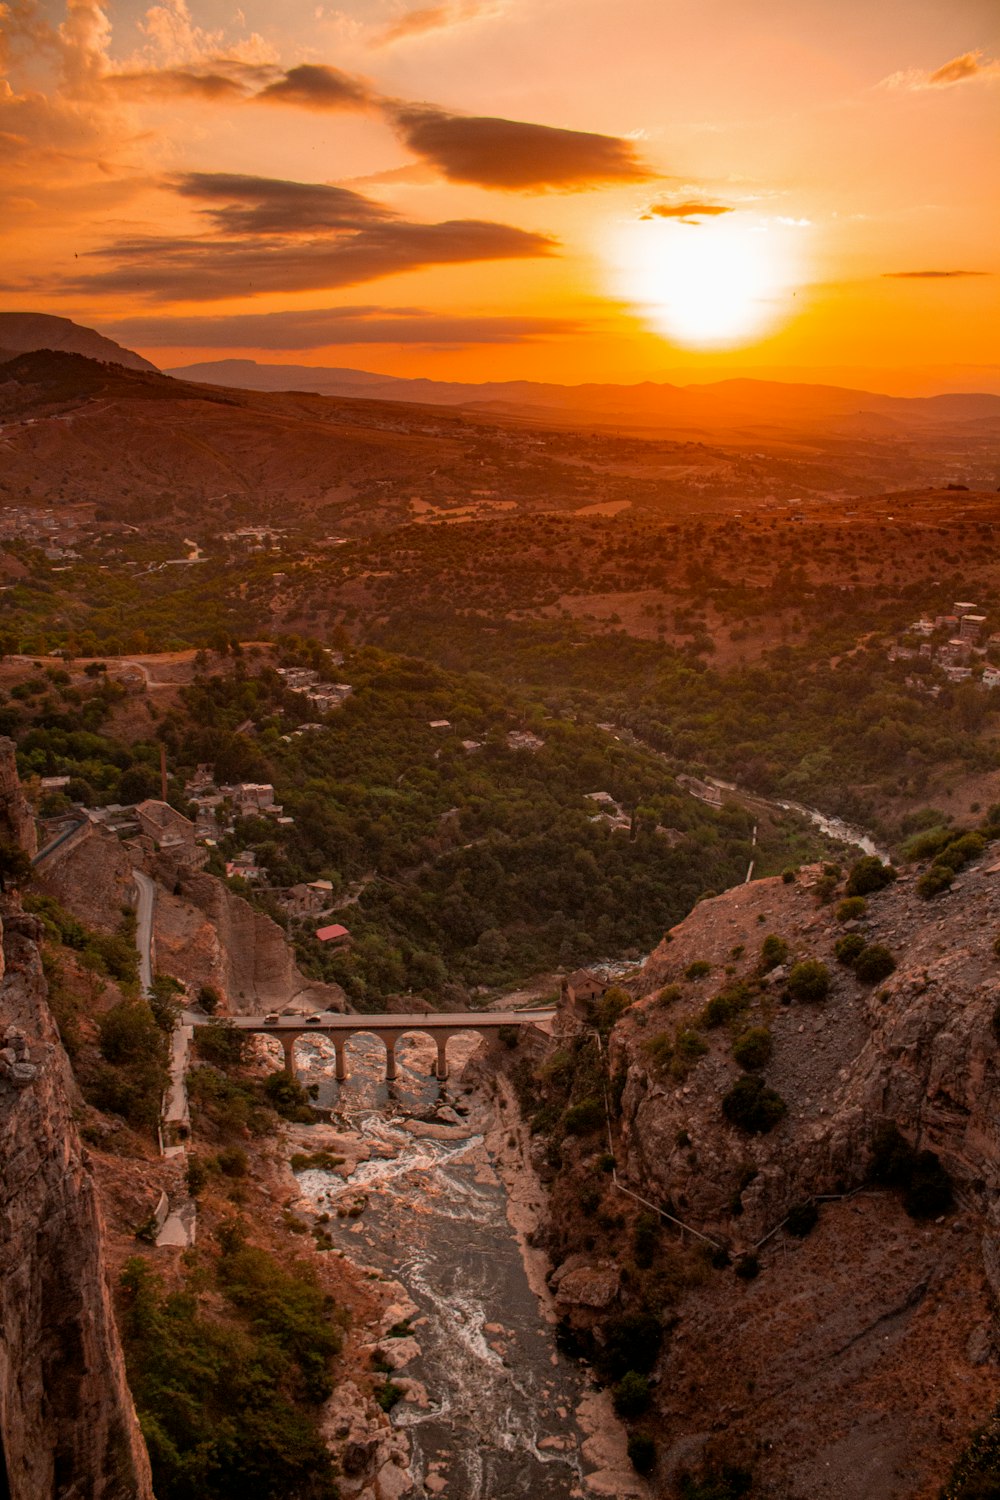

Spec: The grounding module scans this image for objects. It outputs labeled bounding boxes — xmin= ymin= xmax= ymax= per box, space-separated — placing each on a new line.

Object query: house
xmin=134 ymin=799 xmax=203 ymax=865
xmin=429 ymin=720 xmax=451 ymax=730
xmin=506 ymin=730 xmax=545 ymax=752
xmin=561 ymin=969 xmax=609 ymax=1007
xmin=982 ymin=666 xmax=1000 ymax=690
xmin=232 ymin=782 xmax=275 ymax=813
xmin=316 ymin=923 xmax=351 ymax=948
xmin=226 ymin=850 xmax=260 ymax=880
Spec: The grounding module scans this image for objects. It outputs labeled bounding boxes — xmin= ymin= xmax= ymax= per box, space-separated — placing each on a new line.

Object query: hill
xmin=168 ymin=358 xmax=1000 ymax=439
xmin=0 ymin=313 xmax=157 ymax=373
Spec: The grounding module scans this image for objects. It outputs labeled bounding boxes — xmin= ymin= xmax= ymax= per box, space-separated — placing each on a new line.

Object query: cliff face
xmin=0 ymin=740 xmax=36 ymax=860
xmin=613 ymin=863 xmax=1000 ymax=1251
xmin=539 ymin=864 xmax=1000 ymax=1494
xmin=0 ymin=906 xmax=153 ymax=1500
xmin=154 ymin=868 xmax=346 ymax=1014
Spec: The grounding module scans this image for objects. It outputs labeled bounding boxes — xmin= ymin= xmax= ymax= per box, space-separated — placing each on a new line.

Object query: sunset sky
xmin=1 ymin=0 xmax=998 ymax=391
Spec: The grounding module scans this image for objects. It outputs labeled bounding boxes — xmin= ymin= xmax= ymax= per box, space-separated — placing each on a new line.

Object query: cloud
xmin=883 ymin=269 xmax=990 ymax=278
xmin=101 ymin=305 xmax=579 ymax=348
xmin=644 ymin=199 xmax=733 ymax=222
xmin=255 ymin=62 xmax=374 ymax=110
xmin=110 ymin=66 xmax=250 ymax=101
xmin=880 ymin=49 xmax=1000 ymax=91
xmin=389 ymin=105 xmax=654 ymax=190
xmin=172 ymin=172 xmax=395 ymax=233
xmin=370 ymin=0 xmax=505 ymax=49
xmin=66 ymin=169 xmax=556 ymax=299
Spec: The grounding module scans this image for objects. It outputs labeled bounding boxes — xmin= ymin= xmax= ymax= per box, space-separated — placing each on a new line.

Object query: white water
xmin=292 ymin=1034 xmax=590 ymax=1499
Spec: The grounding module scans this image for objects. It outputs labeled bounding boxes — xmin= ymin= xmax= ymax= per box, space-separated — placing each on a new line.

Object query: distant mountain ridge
xmin=166 ymin=357 xmax=1000 ymax=434
xmin=0 ymin=313 xmax=157 ymax=373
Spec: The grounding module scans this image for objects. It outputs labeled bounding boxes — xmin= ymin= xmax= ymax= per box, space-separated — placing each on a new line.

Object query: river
xmin=287 ymin=1032 xmax=637 ymax=1500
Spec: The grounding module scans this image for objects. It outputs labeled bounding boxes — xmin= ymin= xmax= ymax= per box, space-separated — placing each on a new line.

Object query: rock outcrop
xmin=153 ymin=868 xmax=346 ymax=1014
xmin=0 ymin=904 xmax=153 ymax=1499
xmin=0 ymin=739 xmax=36 ymax=860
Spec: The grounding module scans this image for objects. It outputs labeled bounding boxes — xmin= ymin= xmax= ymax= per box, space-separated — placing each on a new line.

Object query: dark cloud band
xmin=101 ymin=306 xmax=579 ymax=348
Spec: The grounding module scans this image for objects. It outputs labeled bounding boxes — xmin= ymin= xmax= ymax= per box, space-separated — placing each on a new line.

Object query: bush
xmin=785 ymin=1201 xmax=819 ymax=1237
xmin=701 ymin=981 xmax=753 ymax=1028
xmin=734 ymin=1253 xmax=760 ymax=1280
xmin=612 ymin=1370 xmax=651 ymax=1418
xmin=627 ymin=1433 xmax=656 ymax=1475
xmin=598 ymin=1311 xmax=663 ymax=1380
xmin=564 ymin=1097 xmax=605 ymax=1135
xmin=917 ymin=864 xmax=954 ymax=898
xmin=835 ymin=932 xmax=866 ymax=966
xmin=786 ymin=959 xmax=831 ymax=1002
xmin=868 ymin=1123 xmax=953 ymax=1219
xmin=193 ymin=1020 xmax=252 ymax=1068
xmin=684 ymin=960 xmax=712 ymax=981
xmin=596 ymin=986 xmax=633 ymax=1034
xmin=758 ymin=934 xmax=788 ymax=973
xmin=217 ymin=1146 xmax=249 ymax=1178
xmin=853 ymin=944 xmax=896 ymax=983
xmin=633 ymin=1212 xmax=659 ymax=1269
xmin=99 ymin=1000 xmax=164 ymax=1067
xmin=198 ymin=984 xmax=222 ymax=1014
xmin=845 ymin=856 xmax=896 ymax=897
xmin=781 ymin=867 xmax=796 ymax=884
xmin=497 ymin=1024 xmax=519 ymax=1049
xmin=262 ymin=1070 xmax=314 ymax=1122
xmin=836 ymin=896 xmax=867 ymax=921
xmin=670 ymin=1028 xmax=708 ymax=1079
xmin=722 ymin=1075 xmax=787 ymax=1134
xmin=732 ymin=1026 xmax=773 ymax=1071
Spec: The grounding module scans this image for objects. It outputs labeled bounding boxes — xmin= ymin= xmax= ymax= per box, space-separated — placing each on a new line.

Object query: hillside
xmin=168 ymin=358 xmax=1000 ymax=439
xmin=0 ymin=313 xmax=157 ymax=373
xmin=512 ymin=842 xmax=1000 ymax=1497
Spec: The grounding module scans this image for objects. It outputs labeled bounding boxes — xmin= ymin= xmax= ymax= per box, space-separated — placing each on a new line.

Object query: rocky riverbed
xmin=275 ymin=1031 xmax=646 ymax=1500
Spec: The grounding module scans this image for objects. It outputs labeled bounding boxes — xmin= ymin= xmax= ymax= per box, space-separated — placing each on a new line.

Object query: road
xmin=132 ymin=868 xmax=156 ymax=995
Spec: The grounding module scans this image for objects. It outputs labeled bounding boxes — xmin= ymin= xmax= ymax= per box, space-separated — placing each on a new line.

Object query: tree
xmin=0 ymin=838 xmax=32 ymax=892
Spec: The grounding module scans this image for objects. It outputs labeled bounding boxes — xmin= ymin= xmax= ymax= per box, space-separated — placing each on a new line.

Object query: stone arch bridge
xmin=218 ymin=1010 xmax=556 ymax=1083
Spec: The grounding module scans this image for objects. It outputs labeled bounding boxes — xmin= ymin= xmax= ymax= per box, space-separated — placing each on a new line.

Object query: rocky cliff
xmin=154 ymin=866 xmax=346 ymax=1014
xmin=0 ymin=740 xmax=36 ymax=860
xmin=531 ymin=855 xmax=1000 ymax=1498
xmin=0 ymin=903 xmax=154 ymax=1500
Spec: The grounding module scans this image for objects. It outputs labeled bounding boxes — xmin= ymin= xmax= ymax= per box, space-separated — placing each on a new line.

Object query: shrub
xmin=197 ymin=984 xmax=222 ymax=1014
xmin=734 ymin=1253 xmax=760 ymax=1280
xmin=812 ymin=873 xmax=839 ymax=904
xmin=497 ymin=1024 xmax=519 ymax=1049
xmin=375 ymin=1380 xmax=404 ymax=1412
xmin=845 ymin=856 xmax=896 ymax=897
xmin=564 ymin=1097 xmax=605 ymax=1135
xmin=627 ymin=1433 xmax=656 ymax=1475
xmin=186 ymin=1156 xmax=209 ymax=1197
xmin=785 ymin=1201 xmax=819 ymax=1237
xmin=917 ymin=864 xmax=954 ymax=898
xmin=670 ymin=1028 xmax=708 ymax=1079
xmin=836 ymin=896 xmax=867 ymax=922
xmin=993 ymin=935 xmax=1000 ymax=960
xmin=786 ymin=959 xmax=831 ymax=1003
xmin=612 ymin=1371 xmax=651 ymax=1418
xmin=598 ymin=1311 xmax=663 ymax=1380
xmin=684 ymin=960 xmax=712 ymax=981
xmin=758 ymin=934 xmax=788 ymax=973
xmin=732 ymin=1026 xmax=773 ymax=1071
xmin=217 ymin=1146 xmax=248 ymax=1178
xmin=596 ymin=986 xmax=633 ymax=1035
xmin=99 ymin=1000 xmax=164 ymax=1067
xmin=262 ymin=1070 xmax=314 ymax=1122
xmin=781 ymin=867 xmax=796 ymax=884
xmin=722 ymin=1075 xmax=787 ymax=1135
xmin=701 ymin=981 xmax=752 ymax=1028
xmin=193 ymin=1020 xmax=251 ymax=1068
xmin=658 ymin=984 xmax=682 ymax=1004
xmin=633 ymin=1212 xmax=659 ymax=1269
xmin=835 ymin=932 xmax=866 ymax=966
xmin=853 ymin=944 xmax=896 ymax=983
xmin=868 ymin=1122 xmax=953 ymax=1219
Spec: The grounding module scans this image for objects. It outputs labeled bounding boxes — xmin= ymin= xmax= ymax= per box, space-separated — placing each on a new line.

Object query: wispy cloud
xmin=643 ymin=199 xmax=732 ymax=222
xmin=66 ymin=170 xmax=556 ymax=300
xmin=389 ymin=106 xmax=655 ymax=190
xmin=102 ymin=304 xmax=580 ymax=348
xmin=370 ymin=0 xmax=506 ymax=49
xmin=255 ymin=62 xmax=375 ymax=110
xmin=883 ymin=269 xmax=990 ymax=279
xmin=880 ymin=49 xmax=1000 ymax=92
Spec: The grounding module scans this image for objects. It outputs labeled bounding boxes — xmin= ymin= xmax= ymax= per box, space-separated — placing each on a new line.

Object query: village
xmin=887 ymin=598 xmax=1000 ymax=694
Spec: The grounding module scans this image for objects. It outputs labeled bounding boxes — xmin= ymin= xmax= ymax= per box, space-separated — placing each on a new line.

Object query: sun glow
xmin=608 ymin=216 xmax=809 ymax=350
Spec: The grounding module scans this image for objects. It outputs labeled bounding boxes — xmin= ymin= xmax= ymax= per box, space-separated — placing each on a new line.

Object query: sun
xmin=607 ymin=215 xmax=808 ymax=350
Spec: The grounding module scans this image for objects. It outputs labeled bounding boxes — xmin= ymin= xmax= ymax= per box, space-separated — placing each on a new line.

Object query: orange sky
xmin=1 ymin=0 xmax=998 ymax=391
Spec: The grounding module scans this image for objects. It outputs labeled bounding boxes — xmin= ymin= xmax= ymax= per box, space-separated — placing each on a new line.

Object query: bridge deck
xmin=225 ymin=1009 xmax=556 ymax=1033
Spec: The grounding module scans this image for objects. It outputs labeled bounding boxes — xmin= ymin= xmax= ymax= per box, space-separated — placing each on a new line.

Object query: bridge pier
xmin=279 ymin=1034 xmax=296 ymax=1078
xmin=435 ymin=1037 xmax=449 ymax=1082
xmin=333 ymin=1040 xmax=347 ymax=1083
xmin=384 ymin=1037 xmax=398 ymax=1082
